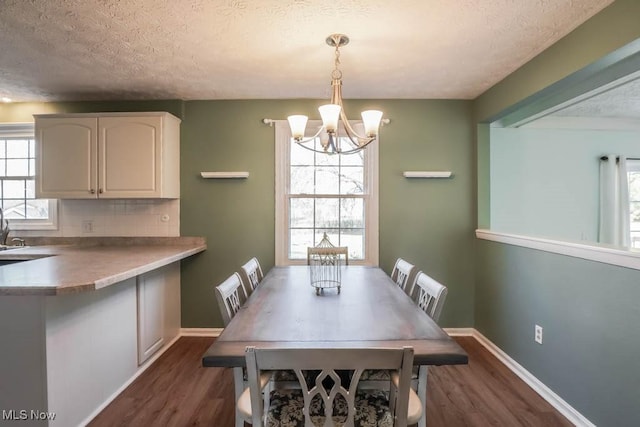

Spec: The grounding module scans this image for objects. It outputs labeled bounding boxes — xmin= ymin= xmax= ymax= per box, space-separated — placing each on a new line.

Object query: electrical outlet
xmin=534 ymin=324 xmax=543 ymax=344
xmin=82 ymin=220 xmax=94 ymax=233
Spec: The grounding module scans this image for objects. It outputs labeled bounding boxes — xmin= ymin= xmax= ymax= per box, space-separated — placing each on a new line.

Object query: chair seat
xmin=238 ymin=383 xmax=423 ymax=426
xmin=266 ymin=389 xmax=394 ymax=427
xmin=361 ymin=366 xmax=420 ymax=381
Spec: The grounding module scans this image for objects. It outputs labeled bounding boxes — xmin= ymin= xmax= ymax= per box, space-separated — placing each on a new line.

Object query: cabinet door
xmin=137 ymin=268 xmax=165 ymax=365
xmin=36 ymin=117 xmax=98 ymax=198
xmin=98 ymin=116 xmax=162 ymax=198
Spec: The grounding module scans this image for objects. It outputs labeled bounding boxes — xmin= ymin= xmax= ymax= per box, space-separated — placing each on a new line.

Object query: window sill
xmin=475 ymin=229 xmax=640 ymax=271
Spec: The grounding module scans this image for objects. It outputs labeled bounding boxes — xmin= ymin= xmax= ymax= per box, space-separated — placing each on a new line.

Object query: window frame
xmin=0 ymin=123 xmax=58 ymax=231
xmin=627 ymin=159 xmax=640 ymax=248
xmin=274 ymin=120 xmax=379 ymax=266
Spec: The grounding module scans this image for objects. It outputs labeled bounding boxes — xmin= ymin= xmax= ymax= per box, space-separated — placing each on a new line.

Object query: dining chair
xmin=214 ymin=273 xmax=268 ymax=427
xmin=214 ymin=272 xmax=246 ymax=327
xmin=412 ymin=271 xmax=448 ymax=322
xmin=240 ymin=257 xmax=264 ymax=298
xmin=390 ymin=258 xmax=417 ymax=294
xmin=410 ymin=271 xmax=449 ymax=427
xmin=237 ymin=346 xmax=423 ymax=427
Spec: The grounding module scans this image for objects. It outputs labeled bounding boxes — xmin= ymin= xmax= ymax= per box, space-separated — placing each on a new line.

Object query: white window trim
xmin=0 ymin=122 xmax=58 ymax=231
xmin=274 ymin=120 xmax=379 ymax=266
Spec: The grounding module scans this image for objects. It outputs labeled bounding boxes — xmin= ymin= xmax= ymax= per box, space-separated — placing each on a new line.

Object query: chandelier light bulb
xmin=361 ymin=110 xmax=383 ymax=137
xmin=287 ymin=115 xmax=308 ymax=141
xmin=318 ymin=104 xmax=341 ymax=133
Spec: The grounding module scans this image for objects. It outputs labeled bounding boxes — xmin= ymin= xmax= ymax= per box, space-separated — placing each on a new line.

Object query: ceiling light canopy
xmin=264 ymin=34 xmax=388 ymax=155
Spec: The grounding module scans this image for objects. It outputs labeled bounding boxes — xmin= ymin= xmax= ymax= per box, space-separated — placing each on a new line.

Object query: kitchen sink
xmin=0 ymin=245 xmax=28 ymax=251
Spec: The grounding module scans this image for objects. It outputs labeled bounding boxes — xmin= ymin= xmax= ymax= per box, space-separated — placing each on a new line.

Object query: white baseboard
xmin=180 ymin=327 xmax=223 ymax=337
xmin=443 ymin=327 xmax=474 ymax=336
xmin=470 ymin=329 xmax=594 ymax=427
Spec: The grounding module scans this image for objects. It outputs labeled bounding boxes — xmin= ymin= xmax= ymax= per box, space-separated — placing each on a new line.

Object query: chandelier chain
xmin=331 ymin=43 xmax=342 ymax=80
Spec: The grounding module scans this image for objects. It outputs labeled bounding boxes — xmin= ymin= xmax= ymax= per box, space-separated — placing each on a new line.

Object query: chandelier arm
xmin=331 ymin=82 xmax=371 ymax=147
xmin=291 ymin=125 xmax=326 ymax=145
xmin=339 ymin=108 xmax=374 ymax=147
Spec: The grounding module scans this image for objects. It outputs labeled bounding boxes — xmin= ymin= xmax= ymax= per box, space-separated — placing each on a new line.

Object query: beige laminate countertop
xmin=0 ymin=237 xmax=206 ymax=296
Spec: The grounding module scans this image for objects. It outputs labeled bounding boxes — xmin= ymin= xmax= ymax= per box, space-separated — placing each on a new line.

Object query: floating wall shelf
xmin=403 ymin=171 xmax=452 ymax=178
xmin=200 ymin=172 xmax=249 ymax=179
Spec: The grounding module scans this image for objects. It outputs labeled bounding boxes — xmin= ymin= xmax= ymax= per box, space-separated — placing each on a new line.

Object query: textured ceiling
xmin=550 ymin=74 xmax=640 ymax=119
xmin=0 ymin=0 xmax=614 ymax=102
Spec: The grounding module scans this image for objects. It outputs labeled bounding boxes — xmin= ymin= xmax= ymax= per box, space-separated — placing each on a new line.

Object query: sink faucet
xmin=11 ymin=238 xmax=25 ymax=247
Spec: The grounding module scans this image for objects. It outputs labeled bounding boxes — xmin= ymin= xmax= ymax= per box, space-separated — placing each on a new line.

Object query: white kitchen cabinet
xmin=35 ymin=112 xmax=180 ymax=199
xmin=136 ymin=263 xmax=181 ymax=365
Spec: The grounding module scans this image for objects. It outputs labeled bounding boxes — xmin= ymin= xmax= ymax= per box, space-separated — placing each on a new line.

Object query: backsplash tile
xmin=15 ymin=199 xmax=180 ymax=238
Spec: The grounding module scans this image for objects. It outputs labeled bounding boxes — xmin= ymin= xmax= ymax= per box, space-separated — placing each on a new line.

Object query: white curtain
xmin=598 ymin=154 xmax=630 ymax=246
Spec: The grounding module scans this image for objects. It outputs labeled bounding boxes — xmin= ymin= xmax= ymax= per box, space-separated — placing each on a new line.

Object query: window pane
xmin=6 ymin=159 xmax=29 ymax=176
xmin=341 ymin=229 xmax=364 ymax=260
xmin=341 ymin=198 xmax=364 ymax=228
xmin=340 ymin=167 xmax=364 ymax=195
xmin=3 ymin=200 xmax=26 ymax=219
xmin=3 ymin=180 xmax=25 ymax=198
xmin=0 ymin=132 xmax=52 ymax=228
xmin=6 ymin=139 xmax=29 ymax=158
xmin=26 ymin=179 xmax=35 ymax=198
xmin=315 ymin=167 xmax=340 ymax=195
xmin=290 ymin=198 xmax=314 ymax=228
xmin=290 ymin=228 xmax=314 ymax=259
xmin=26 ymin=199 xmax=49 ymax=220
xmin=316 ymin=151 xmax=339 ymax=166
xmin=340 ymin=149 xmax=364 ymax=166
xmin=291 ymin=166 xmax=314 ymax=194
xmin=315 ymin=198 xmax=339 ymax=228
xmin=290 ymin=140 xmax=315 ymax=166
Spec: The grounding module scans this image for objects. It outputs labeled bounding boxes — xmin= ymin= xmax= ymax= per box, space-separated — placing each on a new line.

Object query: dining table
xmin=202 ymin=265 xmax=468 ymax=368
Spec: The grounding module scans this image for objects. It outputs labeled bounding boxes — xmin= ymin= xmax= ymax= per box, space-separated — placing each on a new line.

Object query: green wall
xmin=1 ymin=98 xmax=475 ymax=329
xmin=477 ymin=240 xmax=640 ymax=425
xmin=179 ymin=99 xmax=475 ymax=328
xmin=474 ymin=0 xmax=640 ymax=425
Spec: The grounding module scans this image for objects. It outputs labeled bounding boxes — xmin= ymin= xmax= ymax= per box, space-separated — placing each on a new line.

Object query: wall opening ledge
xmin=476 ymin=229 xmax=640 ymax=271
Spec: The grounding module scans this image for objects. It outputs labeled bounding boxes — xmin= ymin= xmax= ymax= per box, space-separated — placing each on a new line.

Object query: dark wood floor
xmin=89 ymin=336 xmax=572 ymax=427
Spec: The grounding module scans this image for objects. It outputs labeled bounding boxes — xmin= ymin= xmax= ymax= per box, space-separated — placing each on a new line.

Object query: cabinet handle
xmin=99 ymin=188 xmax=103 ymax=194
xmin=90 ymin=189 xmax=95 ymax=194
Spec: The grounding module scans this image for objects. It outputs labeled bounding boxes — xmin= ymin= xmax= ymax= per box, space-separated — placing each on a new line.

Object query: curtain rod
xmin=600 ymin=156 xmax=640 ymax=161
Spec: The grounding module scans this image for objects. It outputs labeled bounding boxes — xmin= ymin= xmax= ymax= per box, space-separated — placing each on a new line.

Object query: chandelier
xmin=264 ymin=34 xmax=388 ymax=155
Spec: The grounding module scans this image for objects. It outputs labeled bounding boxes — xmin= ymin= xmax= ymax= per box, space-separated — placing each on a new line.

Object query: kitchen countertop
xmin=0 ymin=237 xmax=206 ymax=296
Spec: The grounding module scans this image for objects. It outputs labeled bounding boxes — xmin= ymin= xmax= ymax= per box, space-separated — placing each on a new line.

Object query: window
xmin=628 ymin=159 xmax=640 ymax=248
xmin=275 ymin=120 xmax=378 ymax=265
xmin=0 ymin=123 xmax=57 ymax=230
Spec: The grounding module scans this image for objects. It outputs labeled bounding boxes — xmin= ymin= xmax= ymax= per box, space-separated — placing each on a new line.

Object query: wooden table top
xmin=202 ymin=266 xmax=468 ymax=367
